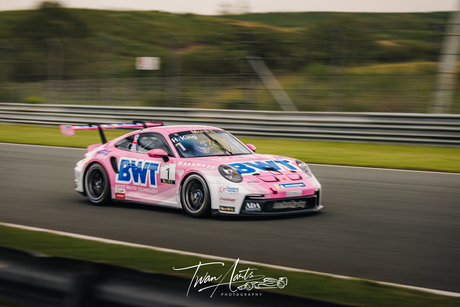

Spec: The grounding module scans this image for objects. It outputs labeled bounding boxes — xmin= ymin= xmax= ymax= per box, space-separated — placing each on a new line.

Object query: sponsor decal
xmin=116 ymin=158 xmax=160 ymax=188
xmin=96 ymin=150 xmax=111 ymax=155
xmin=114 ymin=187 xmax=126 ymax=199
xmin=115 ymin=193 xmax=125 ymax=199
xmin=286 ymin=190 xmax=302 ymax=197
xmin=273 ymin=200 xmax=306 ymax=210
xmin=219 ymin=206 xmax=235 ymax=212
xmin=115 ymin=184 xmax=158 ymax=194
xmin=275 ymin=182 xmax=306 ymax=189
xmin=173 ymin=258 xmax=287 ymax=298
xmin=245 ymin=202 xmax=261 ymax=212
xmin=115 ymin=187 xmax=126 ymax=194
xmin=220 ymin=197 xmax=236 ymax=203
xmin=219 ymin=186 xmax=239 ymax=194
xmin=228 ymin=160 xmax=297 ymax=175
xmin=137 ymin=187 xmax=158 ymax=194
xmin=177 ymin=161 xmax=216 ymax=169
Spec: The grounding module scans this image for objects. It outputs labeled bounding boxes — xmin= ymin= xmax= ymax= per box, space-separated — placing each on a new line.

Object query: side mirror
xmin=148 ymin=149 xmax=169 ymax=162
xmin=246 ymin=144 xmax=256 ymax=152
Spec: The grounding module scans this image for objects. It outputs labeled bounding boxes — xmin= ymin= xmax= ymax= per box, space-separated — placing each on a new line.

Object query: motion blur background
xmin=0 ymin=0 xmax=460 ymax=114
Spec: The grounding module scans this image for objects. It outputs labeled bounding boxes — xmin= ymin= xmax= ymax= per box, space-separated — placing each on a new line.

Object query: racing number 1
xmin=160 ymin=163 xmax=176 ymax=184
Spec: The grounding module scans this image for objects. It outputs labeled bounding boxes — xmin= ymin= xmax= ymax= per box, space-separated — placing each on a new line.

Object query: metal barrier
xmin=0 ymin=246 xmax=345 ymax=307
xmin=1 ymin=103 xmax=459 ymax=146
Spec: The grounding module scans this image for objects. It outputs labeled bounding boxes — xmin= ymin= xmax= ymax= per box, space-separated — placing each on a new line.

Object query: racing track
xmin=0 ymin=143 xmax=459 ymax=293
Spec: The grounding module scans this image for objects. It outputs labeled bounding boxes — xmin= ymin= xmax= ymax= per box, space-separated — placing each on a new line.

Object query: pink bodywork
xmin=74 ymin=125 xmax=322 ymax=214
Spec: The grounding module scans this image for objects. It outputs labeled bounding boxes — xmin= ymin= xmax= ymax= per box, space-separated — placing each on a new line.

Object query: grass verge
xmin=0 ymin=124 xmax=459 ymax=173
xmin=0 ymin=224 xmax=459 ymax=307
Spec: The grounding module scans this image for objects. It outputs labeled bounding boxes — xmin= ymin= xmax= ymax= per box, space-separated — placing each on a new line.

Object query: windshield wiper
xmin=203 ymin=132 xmax=233 ymax=155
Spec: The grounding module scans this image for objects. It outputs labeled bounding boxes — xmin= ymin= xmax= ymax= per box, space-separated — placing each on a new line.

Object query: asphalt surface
xmin=0 ymin=143 xmax=459 ymax=293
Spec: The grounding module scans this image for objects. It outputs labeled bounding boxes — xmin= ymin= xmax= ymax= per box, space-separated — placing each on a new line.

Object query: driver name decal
xmin=116 ymin=158 xmax=160 ymax=187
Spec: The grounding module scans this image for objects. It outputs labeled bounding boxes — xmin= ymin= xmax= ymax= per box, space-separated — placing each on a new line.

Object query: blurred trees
xmin=12 ymin=1 xmax=91 ymax=41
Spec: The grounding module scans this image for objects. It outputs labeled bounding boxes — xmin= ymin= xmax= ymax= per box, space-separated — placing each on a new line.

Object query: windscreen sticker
xmin=190 ymin=129 xmax=218 ymax=134
xmin=171 ymin=134 xmax=198 ymax=144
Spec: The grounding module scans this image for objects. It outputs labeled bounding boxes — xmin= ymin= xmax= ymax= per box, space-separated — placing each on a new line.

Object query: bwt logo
xmin=116 ymin=158 xmax=160 ymax=188
xmin=228 ymin=160 xmax=297 ymax=175
xmin=219 ymin=186 xmax=239 ymax=193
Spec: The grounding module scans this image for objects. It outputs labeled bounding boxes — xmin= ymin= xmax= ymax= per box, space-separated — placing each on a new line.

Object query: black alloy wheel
xmin=181 ymin=174 xmax=211 ymax=217
xmin=84 ymin=163 xmax=111 ymax=206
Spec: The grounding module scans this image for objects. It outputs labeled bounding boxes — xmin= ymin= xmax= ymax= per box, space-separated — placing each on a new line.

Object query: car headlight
xmin=219 ymin=165 xmax=242 ymax=183
xmin=296 ymin=160 xmax=313 ymax=177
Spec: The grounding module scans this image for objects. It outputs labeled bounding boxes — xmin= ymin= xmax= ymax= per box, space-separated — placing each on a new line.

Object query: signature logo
xmin=173 ymin=259 xmax=287 ymax=297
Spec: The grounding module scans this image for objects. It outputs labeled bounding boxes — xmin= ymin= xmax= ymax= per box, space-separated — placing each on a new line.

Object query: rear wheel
xmin=181 ymin=174 xmax=211 ymax=217
xmin=84 ymin=163 xmax=111 ymax=206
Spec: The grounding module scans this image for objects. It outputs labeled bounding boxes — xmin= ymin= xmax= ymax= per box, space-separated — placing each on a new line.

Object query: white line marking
xmin=1 ymin=142 xmax=459 ymax=175
xmin=1 ymin=222 xmax=459 ymax=298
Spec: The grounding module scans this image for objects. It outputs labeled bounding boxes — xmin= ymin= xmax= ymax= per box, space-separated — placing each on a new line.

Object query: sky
xmin=0 ymin=0 xmax=458 ymax=15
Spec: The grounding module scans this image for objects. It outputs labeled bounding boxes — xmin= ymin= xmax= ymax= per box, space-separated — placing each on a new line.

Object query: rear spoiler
xmin=59 ymin=121 xmax=163 ymax=144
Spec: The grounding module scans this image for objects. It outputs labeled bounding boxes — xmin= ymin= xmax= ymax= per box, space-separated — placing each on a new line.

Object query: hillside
xmin=214 ymin=11 xmax=450 ymax=30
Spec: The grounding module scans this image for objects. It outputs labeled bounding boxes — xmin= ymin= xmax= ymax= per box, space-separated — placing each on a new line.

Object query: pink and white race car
xmin=60 ymin=122 xmax=323 ymax=217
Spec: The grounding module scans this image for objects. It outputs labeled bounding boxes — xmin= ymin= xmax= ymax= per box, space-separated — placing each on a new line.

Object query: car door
xmin=114 ymin=132 xmax=179 ymax=207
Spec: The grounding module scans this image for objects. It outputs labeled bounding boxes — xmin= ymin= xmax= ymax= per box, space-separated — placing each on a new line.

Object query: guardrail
xmin=1 ymin=103 xmax=459 ymax=146
xmin=0 ymin=246 xmax=345 ymax=307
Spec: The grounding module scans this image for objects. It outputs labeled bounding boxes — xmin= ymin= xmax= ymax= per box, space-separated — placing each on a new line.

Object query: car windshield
xmin=169 ymin=129 xmax=253 ymax=158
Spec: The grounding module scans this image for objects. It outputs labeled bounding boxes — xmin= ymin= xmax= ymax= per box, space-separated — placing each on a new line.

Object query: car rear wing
xmin=59 ymin=121 xmax=163 ymax=144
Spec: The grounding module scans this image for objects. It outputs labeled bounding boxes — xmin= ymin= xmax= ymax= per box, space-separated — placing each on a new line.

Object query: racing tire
xmin=84 ymin=163 xmax=111 ymax=206
xmin=181 ymin=174 xmax=211 ymax=218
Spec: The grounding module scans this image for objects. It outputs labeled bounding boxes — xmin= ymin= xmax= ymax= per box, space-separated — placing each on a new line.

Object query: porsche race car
xmin=60 ymin=122 xmax=323 ymax=217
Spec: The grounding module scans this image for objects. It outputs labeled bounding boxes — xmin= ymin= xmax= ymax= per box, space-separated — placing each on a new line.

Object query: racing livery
xmin=61 ymin=122 xmax=323 ymax=217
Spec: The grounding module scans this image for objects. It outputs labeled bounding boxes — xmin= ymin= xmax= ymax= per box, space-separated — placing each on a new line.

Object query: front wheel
xmin=84 ymin=163 xmax=111 ymax=206
xmin=181 ymin=174 xmax=211 ymax=218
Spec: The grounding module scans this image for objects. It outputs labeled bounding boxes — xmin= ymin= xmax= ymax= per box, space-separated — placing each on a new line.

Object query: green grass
xmin=0 ymin=124 xmax=459 ymax=173
xmin=0 ymin=224 xmax=459 ymax=307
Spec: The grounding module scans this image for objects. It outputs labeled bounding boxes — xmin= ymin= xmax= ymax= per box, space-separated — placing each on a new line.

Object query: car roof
xmin=141 ymin=125 xmax=223 ymax=134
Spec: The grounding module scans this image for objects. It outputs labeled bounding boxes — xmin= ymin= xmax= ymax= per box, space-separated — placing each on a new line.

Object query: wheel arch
xmin=179 ymin=171 xmax=213 ymax=217
xmin=82 ymin=160 xmax=113 ymax=197
xmin=179 ymin=170 xmax=213 ymax=208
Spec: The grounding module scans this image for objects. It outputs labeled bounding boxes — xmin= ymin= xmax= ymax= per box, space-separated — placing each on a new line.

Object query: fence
xmin=1 ymin=103 xmax=459 ymax=146
xmin=1 ymin=28 xmax=459 ymax=114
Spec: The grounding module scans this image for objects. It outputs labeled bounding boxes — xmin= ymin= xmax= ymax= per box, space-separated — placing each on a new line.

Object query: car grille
xmin=241 ymin=191 xmax=319 ymax=214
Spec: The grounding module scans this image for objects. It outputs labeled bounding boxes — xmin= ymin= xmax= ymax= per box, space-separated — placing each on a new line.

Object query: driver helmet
xmin=193 ymin=139 xmax=211 ymax=155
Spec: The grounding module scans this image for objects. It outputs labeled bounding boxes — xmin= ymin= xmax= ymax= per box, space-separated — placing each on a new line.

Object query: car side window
xmin=137 ymin=133 xmax=174 ymax=156
xmin=115 ymin=135 xmax=135 ymax=151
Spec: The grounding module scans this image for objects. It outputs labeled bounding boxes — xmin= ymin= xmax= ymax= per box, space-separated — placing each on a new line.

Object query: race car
xmin=237 ymin=277 xmax=288 ymax=290
xmin=60 ymin=122 xmax=323 ymax=217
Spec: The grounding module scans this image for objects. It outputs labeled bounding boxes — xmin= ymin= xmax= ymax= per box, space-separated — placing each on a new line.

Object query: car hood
xmin=191 ymin=153 xmax=309 ymax=179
